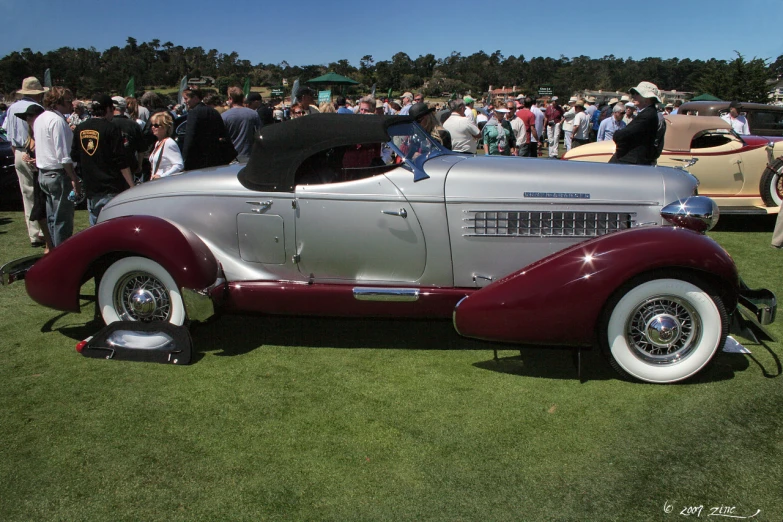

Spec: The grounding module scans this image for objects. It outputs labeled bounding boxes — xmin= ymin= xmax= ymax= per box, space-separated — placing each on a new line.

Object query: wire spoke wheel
xmin=98 ymin=257 xmax=186 ymax=326
xmin=113 ymin=271 xmax=172 ymax=322
xmin=600 ymin=276 xmax=727 ymax=384
xmin=626 ymin=295 xmax=700 ymax=365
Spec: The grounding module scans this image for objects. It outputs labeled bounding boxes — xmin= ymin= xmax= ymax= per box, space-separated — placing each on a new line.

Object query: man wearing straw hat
xmin=1 ymin=77 xmax=47 ymax=247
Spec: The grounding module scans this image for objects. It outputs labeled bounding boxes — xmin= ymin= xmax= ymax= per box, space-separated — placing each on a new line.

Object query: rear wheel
xmin=98 ymin=257 xmax=186 ymax=326
xmin=759 ymin=158 xmax=783 ymax=207
xmin=600 ymin=275 xmax=728 ymax=384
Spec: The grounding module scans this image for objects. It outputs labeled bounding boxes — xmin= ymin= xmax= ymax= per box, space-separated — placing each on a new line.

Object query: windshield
xmin=386 ymin=121 xmax=451 ymax=172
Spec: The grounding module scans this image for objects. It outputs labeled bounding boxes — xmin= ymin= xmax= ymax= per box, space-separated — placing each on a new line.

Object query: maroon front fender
xmin=453 ymin=227 xmax=739 ymax=346
xmin=25 ymin=215 xmax=219 ymax=312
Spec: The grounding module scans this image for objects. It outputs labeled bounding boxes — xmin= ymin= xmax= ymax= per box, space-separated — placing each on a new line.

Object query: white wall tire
xmin=759 ymin=158 xmax=783 ymax=208
xmin=601 ymin=277 xmax=727 ymax=384
xmin=98 ymin=257 xmax=186 ymax=326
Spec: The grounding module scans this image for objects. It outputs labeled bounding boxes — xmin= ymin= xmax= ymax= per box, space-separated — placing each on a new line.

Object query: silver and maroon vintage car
xmin=2 ymin=114 xmax=776 ymax=383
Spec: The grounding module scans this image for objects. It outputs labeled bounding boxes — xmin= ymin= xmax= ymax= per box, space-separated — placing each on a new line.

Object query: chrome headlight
xmin=661 ymin=196 xmax=719 ymax=233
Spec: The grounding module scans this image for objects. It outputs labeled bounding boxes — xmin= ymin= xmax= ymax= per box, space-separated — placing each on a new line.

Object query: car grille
xmin=463 ymin=210 xmax=636 ymax=237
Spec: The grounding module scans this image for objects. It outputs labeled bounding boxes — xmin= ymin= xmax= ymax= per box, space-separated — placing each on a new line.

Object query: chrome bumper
xmin=730 ymin=279 xmax=777 ymax=344
xmin=738 ymin=279 xmax=776 ymax=325
xmin=0 ymin=254 xmax=43 ymax=286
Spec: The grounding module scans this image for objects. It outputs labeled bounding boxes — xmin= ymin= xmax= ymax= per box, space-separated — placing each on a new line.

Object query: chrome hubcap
xmin=113 ymin=271 xmax=171 ymax=322
xmin=646 ymin=315 xmax=680 ymax=345
xmin=626 ymin=295 xmax=701 ymax=364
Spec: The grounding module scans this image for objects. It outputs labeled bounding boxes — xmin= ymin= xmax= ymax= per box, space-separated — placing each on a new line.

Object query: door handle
xmin=247 ymin=200 xmax=272 ymax=213
xmin=381 ymin=208 xmax=407 ymax=219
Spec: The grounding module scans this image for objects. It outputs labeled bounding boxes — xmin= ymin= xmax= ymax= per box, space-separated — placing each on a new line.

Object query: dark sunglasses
xmin=151 ymin=123 xmax=162 ymax=128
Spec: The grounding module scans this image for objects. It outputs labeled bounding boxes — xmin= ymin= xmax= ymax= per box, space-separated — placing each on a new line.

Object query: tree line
xmin=1 ymin=38 xmax=780 ymax=103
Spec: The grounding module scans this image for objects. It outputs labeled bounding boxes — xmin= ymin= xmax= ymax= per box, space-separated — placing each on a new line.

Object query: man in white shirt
xmin=443 ymin=99 xmax=480 ymax=154
xmin=34 ymin=86 xmax=82 ymax=246
xmin=721 ymin=101 xmax=750 ymax=135
xmin=570 ymin=101 xmax=591 ymax=148
xmin=530 ymin=102 xmax=545 ymax=156
xmin=2 ymin=77 xmax=46 ymax=246
xmin=561 ymin=97 xmax=577 ymax=152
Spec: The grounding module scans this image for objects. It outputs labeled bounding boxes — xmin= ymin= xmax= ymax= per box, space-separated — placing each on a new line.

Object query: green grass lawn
xmin=1 ymin=210 xmax=781 ymax=521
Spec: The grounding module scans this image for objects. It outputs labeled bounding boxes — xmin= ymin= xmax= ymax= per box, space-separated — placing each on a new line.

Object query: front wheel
xmin=600 ymin=276 xmax=728 ymax=384
xmin=98 ymin=256 xmax=186 ymax=326
xmin=759 ymin=158 xmax=783 ymax=207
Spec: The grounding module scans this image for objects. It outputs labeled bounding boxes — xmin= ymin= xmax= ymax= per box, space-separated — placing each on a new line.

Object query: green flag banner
xmin=243 ymin=78 xmax=250 ymax=98
xmin=387 ymin=87 xmax=392 ymax=100
xmin=125 ymin=76 xmax=135 ymax=97
xmin=178 ymin=75 xmax=188 ymax=105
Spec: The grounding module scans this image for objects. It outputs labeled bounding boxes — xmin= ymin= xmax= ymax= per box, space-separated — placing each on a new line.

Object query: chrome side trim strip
xmin=353 ymin=287 xmax=420 ymax=302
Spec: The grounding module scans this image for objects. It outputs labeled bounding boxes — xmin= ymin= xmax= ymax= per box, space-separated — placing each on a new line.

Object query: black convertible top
xmin=238 ymin=113 xmax=414 ymax=192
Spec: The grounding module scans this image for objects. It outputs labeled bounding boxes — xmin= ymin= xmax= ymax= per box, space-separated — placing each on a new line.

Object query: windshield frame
xmin=385 ymin=121 xmax=454 ymax=181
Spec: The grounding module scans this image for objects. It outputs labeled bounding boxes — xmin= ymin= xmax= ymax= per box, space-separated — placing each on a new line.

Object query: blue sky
xmin=2 ymin=0 xmax=780 ymax=68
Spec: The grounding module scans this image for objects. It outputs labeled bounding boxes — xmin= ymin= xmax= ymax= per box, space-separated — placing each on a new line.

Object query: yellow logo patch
xmin=80 ymin=130 xmax=100 ymax=156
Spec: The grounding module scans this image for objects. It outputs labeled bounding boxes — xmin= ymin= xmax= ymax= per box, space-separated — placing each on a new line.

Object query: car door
xmin=236 ymin=194 xmax=296 ymax=266
xmin=293 ymin=172 xmax=426 ymax=283
xmin=687 ymin=132 xmax=746 ymax=196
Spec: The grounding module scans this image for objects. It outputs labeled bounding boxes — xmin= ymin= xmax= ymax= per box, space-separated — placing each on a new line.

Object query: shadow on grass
xmin=745 ymin=339 xmax=782 ymax=378
xmin=476 ymin=346 xmax=751 ymax=384
xmin=712 ymin=214 xmax=777 ymax=232
xmin=473 ymin=346 xmax=612 ymax=382
xmin=40 ymin=308 xmax=757 ymax=383
xmin=0 ymin=215 xmax=12 ymax=234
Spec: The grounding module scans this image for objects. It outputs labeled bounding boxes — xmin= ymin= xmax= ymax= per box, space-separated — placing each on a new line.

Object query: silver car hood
xmin=443 ymin=156 xmax=696 ymax=206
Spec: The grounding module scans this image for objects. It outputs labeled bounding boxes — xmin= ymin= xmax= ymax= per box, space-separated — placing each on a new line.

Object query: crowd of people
xmin=0 ymin=77 xmax=265 ymax=251
xmin=1 ymin=74 xmax=752 ymax=253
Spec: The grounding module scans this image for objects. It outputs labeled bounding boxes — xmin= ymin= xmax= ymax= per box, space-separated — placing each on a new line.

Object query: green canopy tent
xmin=690 ymin=93 xmax=722 ymax=101
xmin=305 ymin=72 xmax=360 ymax=96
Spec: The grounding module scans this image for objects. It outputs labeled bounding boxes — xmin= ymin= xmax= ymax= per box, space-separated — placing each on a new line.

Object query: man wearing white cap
xmin=609 ymin=81 xmax=663 ymax=165
xmin=561 ymin=97 xmax=577 ymax=152
xmin=623 ymin=102 xmax=636 ymax=125
xmin=398 ymin=92 xmax=414 ymax=115
xmin=2 ymin=77 xmax=47 ymax=247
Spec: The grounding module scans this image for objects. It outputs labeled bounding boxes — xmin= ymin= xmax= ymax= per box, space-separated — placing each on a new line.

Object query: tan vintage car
xmin=562 ymin=114 xmax=783 ymax=214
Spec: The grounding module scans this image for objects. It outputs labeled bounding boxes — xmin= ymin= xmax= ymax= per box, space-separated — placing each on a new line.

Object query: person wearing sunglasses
xmin=149 ymin=112 xmax=184 ymax=180
xmin=290 ymin=103 xmax=306 ymax=119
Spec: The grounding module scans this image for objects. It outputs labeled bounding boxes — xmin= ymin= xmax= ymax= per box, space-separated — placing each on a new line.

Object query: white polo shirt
xmin=33 ymin=109 xmax=73 ymax=170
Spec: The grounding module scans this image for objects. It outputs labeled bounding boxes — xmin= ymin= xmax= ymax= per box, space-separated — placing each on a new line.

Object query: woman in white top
xmin=149 ymin=111 xmax=184 ymax=180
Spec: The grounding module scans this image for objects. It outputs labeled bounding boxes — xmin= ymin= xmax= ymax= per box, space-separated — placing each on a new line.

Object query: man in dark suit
xmin=182 ymin=87 xmax=231 ymax=170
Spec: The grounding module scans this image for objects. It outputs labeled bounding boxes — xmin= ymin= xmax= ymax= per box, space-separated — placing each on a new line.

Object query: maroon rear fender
xmin=25 ymin=215 xmax=219 ymax=312
xmin=453 ymin=227 xmax=739 ymax=346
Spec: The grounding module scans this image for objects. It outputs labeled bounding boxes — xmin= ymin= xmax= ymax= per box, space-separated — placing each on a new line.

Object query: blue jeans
xmin=88 ymin=194 xmax=115 ymax=226
xmin=38 ymin=169 xmax=74 ymax=247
